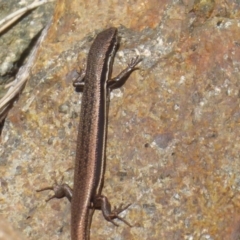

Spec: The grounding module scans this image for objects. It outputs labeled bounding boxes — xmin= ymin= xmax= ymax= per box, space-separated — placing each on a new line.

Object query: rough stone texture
xmin=0 ymin=219 xmax=25 ymax=240
xmin=1 ymin=0 xmax=240 ymax=239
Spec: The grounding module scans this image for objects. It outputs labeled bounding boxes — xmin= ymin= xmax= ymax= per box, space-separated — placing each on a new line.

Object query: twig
xmin=0 ymin=0 xmax=55 ymax=33
xmin=0 ymin=20 xmax=52 ymax=122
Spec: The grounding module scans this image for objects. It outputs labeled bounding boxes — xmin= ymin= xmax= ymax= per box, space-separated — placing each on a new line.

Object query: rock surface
xmin=1 ymin=0 xmax=240 ymax=239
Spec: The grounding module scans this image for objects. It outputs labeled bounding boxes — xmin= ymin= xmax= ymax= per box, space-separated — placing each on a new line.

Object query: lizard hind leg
xmin=92 ymin=195 xmax=132 ymax=227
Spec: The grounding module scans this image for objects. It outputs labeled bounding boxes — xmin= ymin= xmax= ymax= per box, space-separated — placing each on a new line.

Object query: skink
xmin=37 ymin=27 xmax=142 ymax=240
